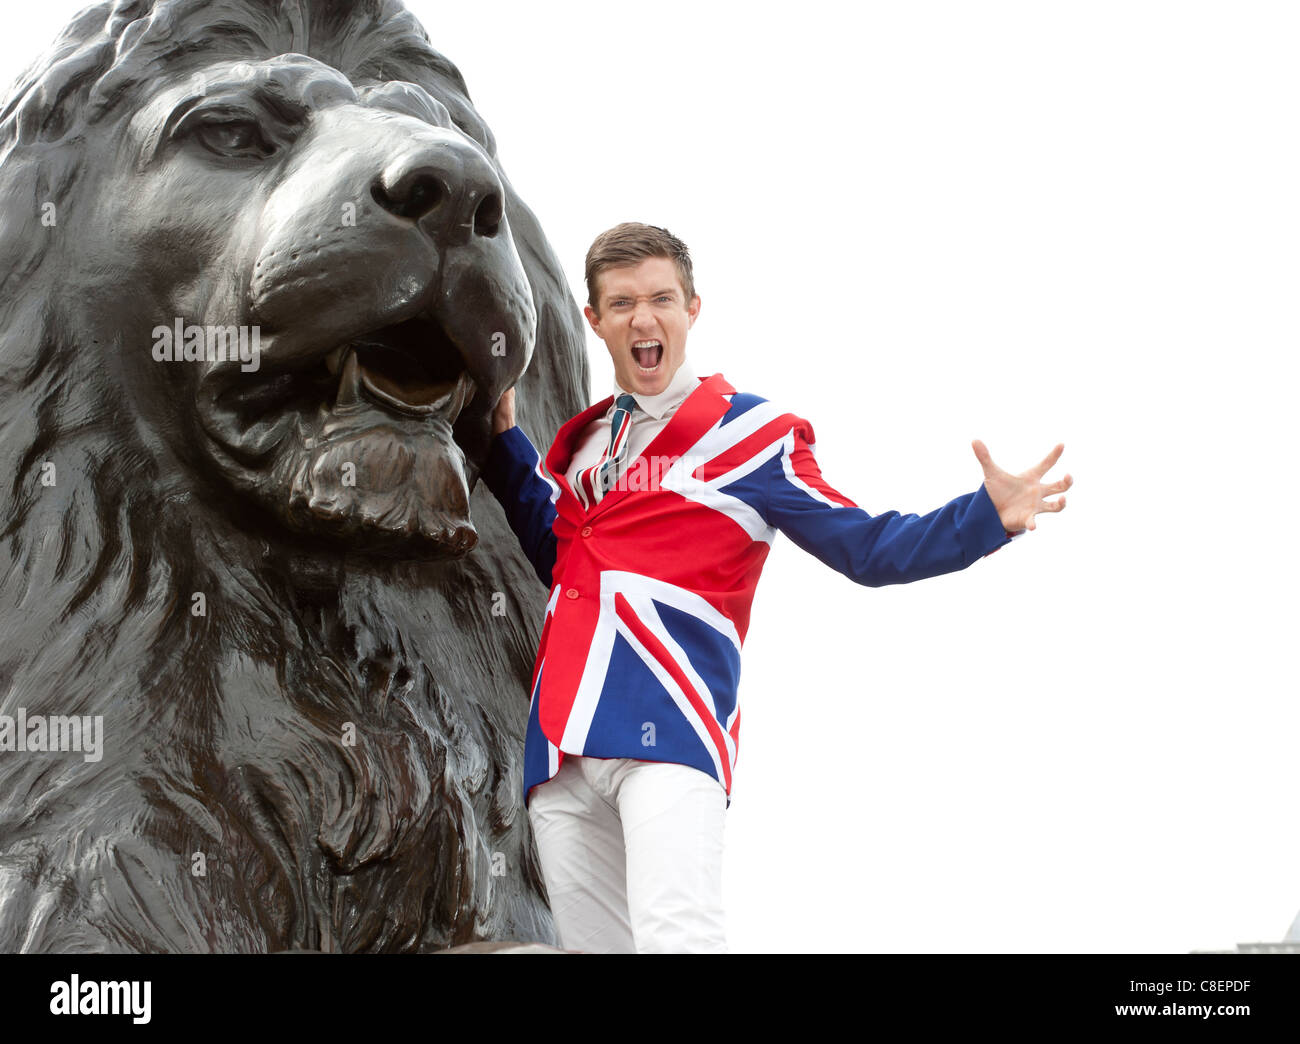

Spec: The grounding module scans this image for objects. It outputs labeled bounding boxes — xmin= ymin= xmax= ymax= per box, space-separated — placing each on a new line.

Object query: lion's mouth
xmin=208 ymin=309 xmax=479 ymax=443
xmin=197 ymin=305 xmax=496 ymax=559
xmin=324 ymin=314 xmax=475 ymax=422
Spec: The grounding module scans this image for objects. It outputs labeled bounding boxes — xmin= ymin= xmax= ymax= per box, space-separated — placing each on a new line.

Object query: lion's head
xmin=1 ymin=0 xmax=583 ymax=559
xmin=0 ymin=0 xmax=587 ymax=952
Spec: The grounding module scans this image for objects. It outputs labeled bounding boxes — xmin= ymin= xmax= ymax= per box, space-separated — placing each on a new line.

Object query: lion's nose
xmin=371 ymin=140 xmax=504 ymax=244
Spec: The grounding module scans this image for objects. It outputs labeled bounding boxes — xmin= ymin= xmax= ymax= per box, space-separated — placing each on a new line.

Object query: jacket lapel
xmin=545 ymin=393 xmax=614 ymax=521
xmin=584 ymin=372 xmax=737 ymax=520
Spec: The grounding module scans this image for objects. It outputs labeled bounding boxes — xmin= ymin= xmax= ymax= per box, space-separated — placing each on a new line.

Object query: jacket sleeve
xmin=759 ymin=420 xmax=1011 ymax=587
xmin=480 ymin=425 xmax=559 ymax=587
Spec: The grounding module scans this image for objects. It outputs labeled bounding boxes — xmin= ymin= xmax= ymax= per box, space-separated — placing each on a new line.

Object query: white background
xmin=5 ymin=1 xmax=1297 ymax=953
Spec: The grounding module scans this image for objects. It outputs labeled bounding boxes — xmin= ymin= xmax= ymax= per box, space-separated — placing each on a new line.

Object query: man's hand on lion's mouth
xmin=491 ymin=386 xmax=517 ymax=436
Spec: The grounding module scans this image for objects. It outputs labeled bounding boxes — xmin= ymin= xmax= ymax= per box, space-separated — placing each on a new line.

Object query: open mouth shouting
xmin=632 ymin=339 xmax=663 ymax=373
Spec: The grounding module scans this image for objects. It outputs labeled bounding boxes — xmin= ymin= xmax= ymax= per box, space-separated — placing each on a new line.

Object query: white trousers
xmin=527 ymin=755 xmax=728 ymax=954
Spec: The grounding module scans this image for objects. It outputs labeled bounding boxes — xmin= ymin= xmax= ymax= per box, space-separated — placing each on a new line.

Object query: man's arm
xmin=759 ymin=420 xmax=1067 ymax=587
xmin=480 ymin=388 xmax=559 ymax=587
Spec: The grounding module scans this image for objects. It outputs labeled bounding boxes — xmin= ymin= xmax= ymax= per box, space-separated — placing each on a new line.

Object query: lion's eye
xmin=195 ymin=119 xmax=274 ymax=159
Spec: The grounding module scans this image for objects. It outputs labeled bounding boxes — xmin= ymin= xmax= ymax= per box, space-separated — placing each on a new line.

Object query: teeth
xmin=633 ymin=339 xmax=663 ymax=370
xmin=355 ymin=365 xmax=475 ymax=422
xmin=325 ymin=336 xmax=475 ymax=422
xmin=430 ymin=370 xmax=473 ymax=421
xmin=336 ymin=348 xmax=361 ymax=407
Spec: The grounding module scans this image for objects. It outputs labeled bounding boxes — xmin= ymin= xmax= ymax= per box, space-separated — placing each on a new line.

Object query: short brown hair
xmin=584 ymin=222 xmax=695 ymax=313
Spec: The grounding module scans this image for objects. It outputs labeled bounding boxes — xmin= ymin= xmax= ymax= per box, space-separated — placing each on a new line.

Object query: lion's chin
xmin=275 ymin=404 xmax=478 ymax=558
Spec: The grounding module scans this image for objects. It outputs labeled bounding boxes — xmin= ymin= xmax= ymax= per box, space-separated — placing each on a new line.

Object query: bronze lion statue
xmin=0 ymin=0 xmax=587 ymax=952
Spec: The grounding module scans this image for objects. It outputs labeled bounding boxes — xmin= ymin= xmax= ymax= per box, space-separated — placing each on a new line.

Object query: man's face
xmin=584 ymin=256 xmax=700 ymax=397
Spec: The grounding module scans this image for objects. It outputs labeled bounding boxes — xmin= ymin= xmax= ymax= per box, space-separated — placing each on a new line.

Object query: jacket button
xmin=580 ymin=526 xmax=593 ymax=537
xmin=565 ymin=588 xmax=579 ymax=599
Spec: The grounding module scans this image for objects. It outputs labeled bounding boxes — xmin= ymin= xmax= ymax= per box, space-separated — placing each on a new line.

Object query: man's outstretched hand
xmin=972 ymin=440 xmax=1072 ymax=533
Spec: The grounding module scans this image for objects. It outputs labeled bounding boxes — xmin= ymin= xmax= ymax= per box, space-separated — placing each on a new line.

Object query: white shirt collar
xmin=613 ymin=360 xmax=699 ymax=421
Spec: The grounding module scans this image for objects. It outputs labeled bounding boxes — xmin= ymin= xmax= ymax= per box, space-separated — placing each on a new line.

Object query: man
xmin=482 ymin=222 xmax=1070 ymax=953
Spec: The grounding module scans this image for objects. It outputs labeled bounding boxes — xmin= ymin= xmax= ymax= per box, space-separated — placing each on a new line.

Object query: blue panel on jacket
xmin=655 ymin=600 xmax=741 ymax=725
xmin=583 ymin=631 xmax=718 ymax=779
xmin=718 ymin=391 xmax=769 ymax=427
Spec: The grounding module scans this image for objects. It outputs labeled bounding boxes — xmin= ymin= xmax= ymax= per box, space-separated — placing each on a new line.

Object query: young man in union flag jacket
xmin=483 ymin=222 xmax=1071 ymax=954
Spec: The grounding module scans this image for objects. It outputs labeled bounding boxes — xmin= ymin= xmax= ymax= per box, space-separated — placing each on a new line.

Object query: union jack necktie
xmin=574 ymin=393 xmax=637 ymax=508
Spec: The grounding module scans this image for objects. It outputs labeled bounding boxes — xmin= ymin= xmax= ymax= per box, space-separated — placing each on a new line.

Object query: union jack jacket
xmin=483 ymin=372 xmax=1010 ymax=805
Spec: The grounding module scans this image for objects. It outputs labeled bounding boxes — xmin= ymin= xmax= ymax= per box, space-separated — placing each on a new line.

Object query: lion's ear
xmin=500 ymin=182 xmax=589 ymax=447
